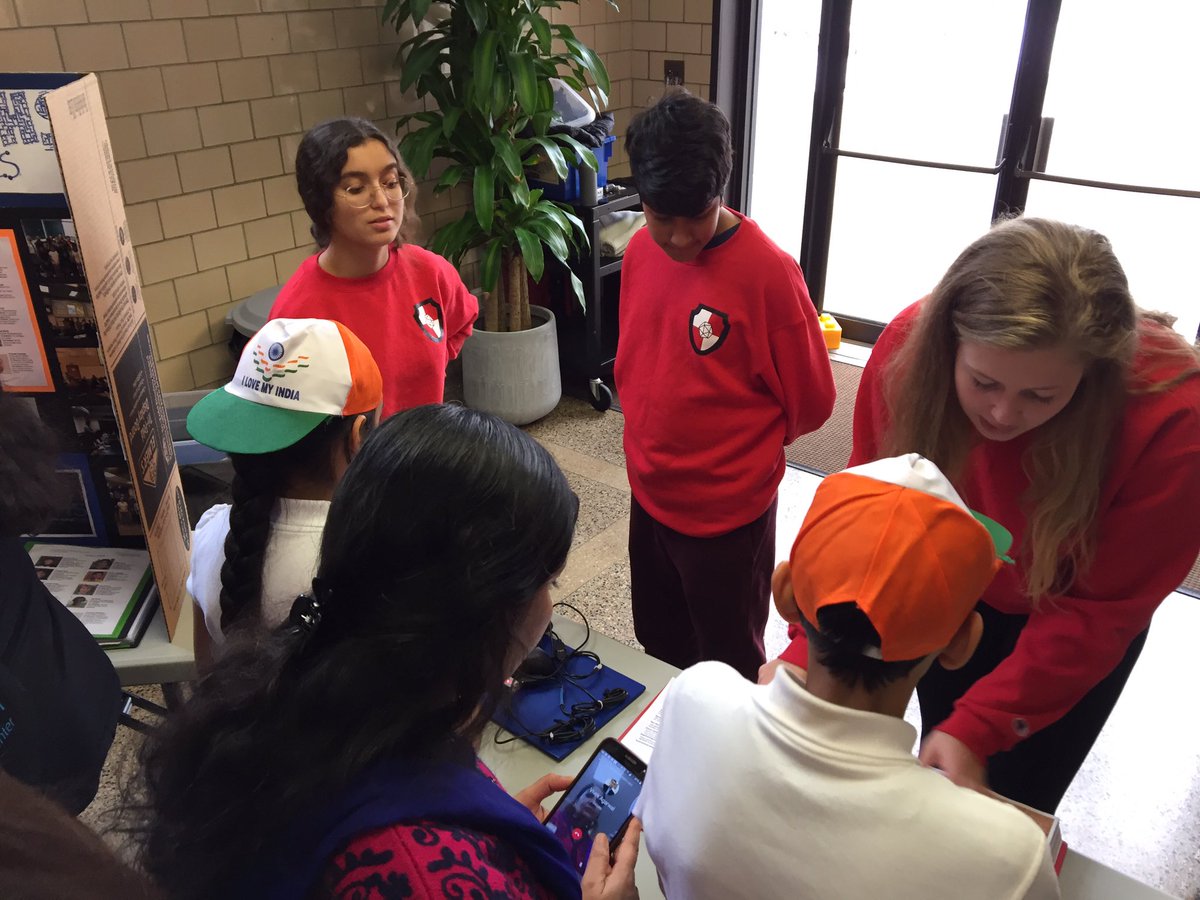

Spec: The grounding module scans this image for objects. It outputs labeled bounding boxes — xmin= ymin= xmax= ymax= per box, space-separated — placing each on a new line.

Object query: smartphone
xmin=543 ymin=738 xmax=647 ymax=874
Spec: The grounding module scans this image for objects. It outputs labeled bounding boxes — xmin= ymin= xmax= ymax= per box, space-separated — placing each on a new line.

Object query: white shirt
xmin=635 ymin=661 xmax=1060 ymax=900
xmin=186 ymin=498 xmax=329 ymax=647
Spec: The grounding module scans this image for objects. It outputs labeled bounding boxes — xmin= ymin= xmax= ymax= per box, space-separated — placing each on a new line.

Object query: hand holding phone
xmin=513 ymin=772 xmax=574 ymax=823
xmin=543 ymin=738 xmax=647 ymax=876
xmin=582 ymin=817 xmax=642 ymax=900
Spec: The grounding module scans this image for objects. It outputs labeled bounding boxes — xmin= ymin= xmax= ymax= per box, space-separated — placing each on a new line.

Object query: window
xmin=721 ymin=0 xmax=1200 ymax=342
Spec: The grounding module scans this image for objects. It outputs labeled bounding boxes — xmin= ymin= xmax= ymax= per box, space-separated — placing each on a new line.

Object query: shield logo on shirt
xmin=689 ymin=304 xmax=731 ymax=355
xmin=413 ymin=299 xmax=445 ymax=343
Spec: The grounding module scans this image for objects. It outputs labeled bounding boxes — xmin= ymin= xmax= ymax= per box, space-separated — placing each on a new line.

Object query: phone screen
xmin=544 ymin=744 xmax=645 ymax=873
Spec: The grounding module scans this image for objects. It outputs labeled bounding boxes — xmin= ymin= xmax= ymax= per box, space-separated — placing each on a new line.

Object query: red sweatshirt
xmin=615 ymin=211 xmax=835 ymax=537
xmin=270 ymin=245 xmax=476 ymax=418
xmin=781 ymin=301 xmax=1200 ymax=760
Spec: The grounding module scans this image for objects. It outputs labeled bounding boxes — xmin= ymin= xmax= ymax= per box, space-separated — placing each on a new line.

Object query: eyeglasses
xmin=337 ymin=177 xmax=411 ymax=209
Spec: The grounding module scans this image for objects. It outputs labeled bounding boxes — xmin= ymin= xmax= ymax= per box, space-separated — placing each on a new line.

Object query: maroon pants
xmin=628 ymin=495 xmax=777 ymax=680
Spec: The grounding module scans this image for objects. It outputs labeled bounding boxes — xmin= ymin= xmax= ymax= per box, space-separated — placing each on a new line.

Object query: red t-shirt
xmin=615 ymin=211 xmax=835 ymax=537
xmin=270 ymin=245 xmax=477 ymax=418
xmin=781 ymin=301 xmax=1200 ymax=760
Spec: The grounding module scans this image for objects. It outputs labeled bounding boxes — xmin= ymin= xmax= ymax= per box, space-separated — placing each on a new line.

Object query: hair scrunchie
xmin=289 ymin=577 xmax=331 ymax=637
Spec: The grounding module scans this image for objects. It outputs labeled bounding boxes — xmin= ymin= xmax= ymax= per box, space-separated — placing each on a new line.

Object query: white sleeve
xmin=186 ymin=504 xmax=231 ymax=645
xmin=1018 ymin=844 xmax=1062 ymax=900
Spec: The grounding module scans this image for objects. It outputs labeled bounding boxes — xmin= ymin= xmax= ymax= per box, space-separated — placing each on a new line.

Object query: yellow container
xmin=819 ymin=313 xmax=842 ymax=350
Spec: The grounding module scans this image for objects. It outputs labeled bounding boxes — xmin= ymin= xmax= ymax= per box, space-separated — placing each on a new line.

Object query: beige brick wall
xmin=0 ymin=0 xmax=712 ymax=390
xmin=624 ymin=0 xmax=712 ymax=181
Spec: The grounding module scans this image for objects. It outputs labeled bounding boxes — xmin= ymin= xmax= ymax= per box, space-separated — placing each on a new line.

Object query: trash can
xmin=165 ymin=390 xmax=228 ymax=466
xmin=225 ymin=284 xmax=282 ymax=357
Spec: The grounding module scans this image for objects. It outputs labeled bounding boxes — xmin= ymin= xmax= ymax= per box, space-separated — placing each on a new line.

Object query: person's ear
xmin=771 ymin=561 xmax=802 ymax=623
xmin=348 ymin=413 xmax=369 ymax=458
xmin=937 ymin=611 xmax=983 ymax=671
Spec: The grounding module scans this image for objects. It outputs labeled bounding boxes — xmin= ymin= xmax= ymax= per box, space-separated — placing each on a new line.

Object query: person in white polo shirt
xmin=185 ymin=318 xmax=382 ymax=663
xmin=635 ymin=454 xmax=1060 ymax=899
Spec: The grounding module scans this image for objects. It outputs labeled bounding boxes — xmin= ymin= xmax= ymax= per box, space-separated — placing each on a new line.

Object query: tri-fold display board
xmin=0 ymin=72 xmax=188 ymax=638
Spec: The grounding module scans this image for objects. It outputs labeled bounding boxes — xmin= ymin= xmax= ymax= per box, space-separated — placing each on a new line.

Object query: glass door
xmin=740 ymin=0 xmax=1200 ymax=340
xmin=823 ymin=0 xmax=1029 ymax=325
xmin=1021 ymin=0 xmax=1200 ymax=341
xmin=747 ymin=2 xmax=820 ymax=262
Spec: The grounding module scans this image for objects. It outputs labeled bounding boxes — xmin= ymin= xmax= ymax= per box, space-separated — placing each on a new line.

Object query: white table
xmin=104 ymin=596 xmax=196 ymax=688
xmin=480 ymin=614 xmax=675 ymax=895
xmin=479 ymin=614 xmax=1174 ymax=900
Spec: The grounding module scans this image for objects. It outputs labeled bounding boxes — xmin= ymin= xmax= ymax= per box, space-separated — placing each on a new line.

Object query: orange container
xmin=819 ymin=313 xmax=842 ymax=350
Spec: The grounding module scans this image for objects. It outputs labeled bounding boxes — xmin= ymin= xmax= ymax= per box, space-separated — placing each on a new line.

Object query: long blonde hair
xmin=883 ymin=217 xmax=1199 ymax=603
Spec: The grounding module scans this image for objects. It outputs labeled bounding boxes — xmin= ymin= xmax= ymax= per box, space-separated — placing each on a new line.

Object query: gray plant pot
xmin=460 ymin=304 xmax=562 ymax=425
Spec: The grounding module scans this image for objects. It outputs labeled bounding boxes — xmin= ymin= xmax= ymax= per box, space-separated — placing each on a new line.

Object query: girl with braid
xmin=130 ymin=405 xmax=640 ymax=900
xmin=185 ymin=318 xmax=382 ymax=663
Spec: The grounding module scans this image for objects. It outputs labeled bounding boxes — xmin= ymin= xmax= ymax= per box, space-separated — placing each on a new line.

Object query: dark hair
xmin=130 ymin=404 xmax=578 ymax=899
xmin=0 ymin=388 xmax=65 ymax=537
xmin=625 ymin=90 xmax=733 ymax=217
xmin=217 ymin=414 xmax=365 ymax=635
xmin=294 ymin=117 xmax=420 ymax=248
xmin=801 ymin=603 xmax=924 ymax=692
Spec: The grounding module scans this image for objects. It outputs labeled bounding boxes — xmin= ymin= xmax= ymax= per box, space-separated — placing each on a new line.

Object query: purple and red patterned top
xmin=320 ymin=761 xmax=556 ymax=900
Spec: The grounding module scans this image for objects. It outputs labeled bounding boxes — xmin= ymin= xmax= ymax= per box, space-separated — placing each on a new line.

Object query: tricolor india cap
xmin=789 ymin=453 xmax=1011 ymax=662
xmin=186 ymin=318 xmax=383 ymax=455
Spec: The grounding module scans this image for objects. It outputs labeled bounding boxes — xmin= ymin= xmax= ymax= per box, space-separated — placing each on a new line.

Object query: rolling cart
xmin=566 ymin=184 xmax=641 ymax=411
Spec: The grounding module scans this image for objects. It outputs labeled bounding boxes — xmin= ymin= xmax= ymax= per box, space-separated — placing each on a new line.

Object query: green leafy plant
xmin=384 ymin=0 xmax=616 ymax=332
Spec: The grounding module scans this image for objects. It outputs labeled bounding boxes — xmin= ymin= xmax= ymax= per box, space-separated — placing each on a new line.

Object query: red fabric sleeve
xmin=779 ymin=627 xmax=810 ymax=668
xmin=324 ymin=821 xmax=552 ymax=900
xmin=940 ymin=394 xmax=1200 ymax=759
xmin=441 ymin=265 xmax=477 ymax=360
xmin=763 ymin=263 xmax=835 ymax=445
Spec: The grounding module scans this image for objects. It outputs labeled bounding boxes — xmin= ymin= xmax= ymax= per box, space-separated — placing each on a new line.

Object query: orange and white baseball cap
xmin=789 ymin=453 xmax=1011 ymax=662
xmin=187 ymin=318 xmax=382 ymax=454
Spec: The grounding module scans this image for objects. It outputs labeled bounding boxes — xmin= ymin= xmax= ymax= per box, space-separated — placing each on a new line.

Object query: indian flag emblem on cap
xmin=254 ymin=341 xmax=311 ymax=381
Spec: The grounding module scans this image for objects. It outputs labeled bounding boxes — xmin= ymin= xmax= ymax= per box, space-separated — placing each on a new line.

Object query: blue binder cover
xmin=492 ymin=636 xmax=645 ymax=762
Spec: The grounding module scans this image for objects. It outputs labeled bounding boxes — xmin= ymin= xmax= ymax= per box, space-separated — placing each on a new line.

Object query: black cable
xmin=493 ymin=603 xmax=626 ymax=746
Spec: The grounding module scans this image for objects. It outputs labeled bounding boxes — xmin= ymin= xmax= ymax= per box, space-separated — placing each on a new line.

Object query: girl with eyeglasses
xmin=129 ymin=404 xmax=641 ymax=900
xmin=270 ymin=117 xmax=477 ymax=418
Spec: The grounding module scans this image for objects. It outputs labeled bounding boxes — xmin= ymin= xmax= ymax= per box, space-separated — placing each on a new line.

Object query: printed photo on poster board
xmin=21 ymin=219 xmax=85 ymax=284
xmin=55 ymin=345 xmax=111 ymax=399
xmin=70 ymin=401 xmax=122 ymax=456
xmin=111 ymin=321 xmax=175 ymax=526
xmin=39 ymin=453 xmax=107 ymax=542
xmin=0 ymin=227 xmax=53 ymax=391
xmin=37 ymin=282 xmax=97 ymax=343
xmin=103 ymin=466 xmax=143 ymax=538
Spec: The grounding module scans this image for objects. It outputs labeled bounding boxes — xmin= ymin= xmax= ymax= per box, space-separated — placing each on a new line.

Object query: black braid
xmin=218 ymin=455 xmax=281 ymax=634
xmin=216 ymin=415 xmax=365 ymax=636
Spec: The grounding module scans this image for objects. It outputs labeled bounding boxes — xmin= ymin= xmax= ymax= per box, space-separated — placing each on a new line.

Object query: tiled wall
xmin=624 ymin=0 xmax=712 ymax=175
xmin=554 ymin=0 xmax=712 ymax=182
xmin=0 ymin=0 xmax=711 ymax=390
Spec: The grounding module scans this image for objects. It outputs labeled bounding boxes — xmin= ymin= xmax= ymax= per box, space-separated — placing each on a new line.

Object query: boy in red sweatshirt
xmin=615 ymin=92 xmax=835 ymax=679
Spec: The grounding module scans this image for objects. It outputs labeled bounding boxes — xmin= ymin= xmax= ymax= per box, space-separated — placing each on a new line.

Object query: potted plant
xmin=384 ymin=0 xmax=615 ymax=424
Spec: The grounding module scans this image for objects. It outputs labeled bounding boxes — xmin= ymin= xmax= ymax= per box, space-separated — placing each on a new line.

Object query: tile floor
xmin=86 ymin=394 xmax=1200 ymax=898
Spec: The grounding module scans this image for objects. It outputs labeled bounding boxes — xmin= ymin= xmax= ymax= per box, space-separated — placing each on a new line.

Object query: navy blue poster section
xmin=0 ymin=202 xmax=146 ymax=547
